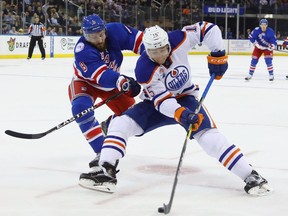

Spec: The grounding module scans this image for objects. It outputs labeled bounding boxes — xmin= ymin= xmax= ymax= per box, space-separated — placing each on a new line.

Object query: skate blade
xmin=79 ymin=179 xmax=116 ymax=193
xmin=247 ymin=183 xmax=273 ymax=196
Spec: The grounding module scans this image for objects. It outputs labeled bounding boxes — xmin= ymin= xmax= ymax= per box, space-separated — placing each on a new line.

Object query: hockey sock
xmin=265 ymin=57 xmax=273 ymax=75
xmin=72 ymin=96 xmax=104 ymax=153
xmin=195 ymin=128 xmax=253 ymax=180
xmin=249 ymin=58 xmax=258 ymax=75
xmin=100 ymin=135 xmax=126 ymax=166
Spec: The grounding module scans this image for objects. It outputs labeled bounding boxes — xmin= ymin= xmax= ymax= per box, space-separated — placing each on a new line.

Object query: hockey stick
xmin=5 ymin=91 xmax=125 ymax=139
xmin=158 ymin=74 xmax=215 ymax=215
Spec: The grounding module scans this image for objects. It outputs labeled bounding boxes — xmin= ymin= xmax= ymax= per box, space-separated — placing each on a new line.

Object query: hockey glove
xmin=267 ymin=44 xmax=276 ymax=51
xmin=207 ymin=50 xmax=228 ymax=80
xmin=116 ymin=75 xmax=141 ymax=97
xmin=174 ymin=107 xmax=204 ymax=131
xmin=254 ymin=42 xmax=266 ymax=50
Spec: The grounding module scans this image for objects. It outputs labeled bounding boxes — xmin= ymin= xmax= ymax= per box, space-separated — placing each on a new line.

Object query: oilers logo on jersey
xmin=165 ymin=65 xmax=189 ymax=91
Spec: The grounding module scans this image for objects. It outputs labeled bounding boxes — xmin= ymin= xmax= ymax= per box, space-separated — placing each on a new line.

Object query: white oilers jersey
xmin=135 ymin=21 xmax=224 ymax=118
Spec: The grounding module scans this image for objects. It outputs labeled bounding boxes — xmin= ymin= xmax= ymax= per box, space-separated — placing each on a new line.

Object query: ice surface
xmin=0 ymin=55 xmax=288 ymax=216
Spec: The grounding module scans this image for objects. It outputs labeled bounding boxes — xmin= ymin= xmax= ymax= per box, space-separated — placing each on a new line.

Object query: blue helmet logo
xmin=82 ymin=14 xmax=106 ymax=34
xmin=259 ymin=19 xmax=268 ymax=26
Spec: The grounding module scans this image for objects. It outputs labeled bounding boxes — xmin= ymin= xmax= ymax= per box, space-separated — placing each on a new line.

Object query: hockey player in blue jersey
xmin=245 ymin=19 xmax=277 ymax=81
xmin=68 ymin=14 xmax=144 ymax=185
xmin=79 ymin=23 xmax=272 ymax=196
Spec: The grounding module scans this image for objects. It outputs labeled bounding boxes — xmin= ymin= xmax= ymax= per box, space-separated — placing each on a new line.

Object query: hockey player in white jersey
xmin=79 ymin=22 xmax=272 ymax=196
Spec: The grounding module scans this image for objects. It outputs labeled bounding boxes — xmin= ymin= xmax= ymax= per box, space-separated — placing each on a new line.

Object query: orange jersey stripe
xmin=223 ymin=148 xmax=240 ymax=167
xmin=104 ymin=140 xmax=126 ymax=150
xmin=138 ymin=65 xmax=159 ymax=85
xmin=154 ymin=92 xmax=173 ymax=108
xmin=201 ymin=22 xmax=209 ymax=38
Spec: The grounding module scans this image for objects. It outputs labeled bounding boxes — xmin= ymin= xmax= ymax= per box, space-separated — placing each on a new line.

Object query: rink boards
xmin=0 ymin=35 xmax=287 ymax=59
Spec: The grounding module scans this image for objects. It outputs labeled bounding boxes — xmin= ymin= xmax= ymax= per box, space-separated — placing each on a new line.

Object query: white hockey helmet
xmin=142 ymin=25 xmax=170 ymax=52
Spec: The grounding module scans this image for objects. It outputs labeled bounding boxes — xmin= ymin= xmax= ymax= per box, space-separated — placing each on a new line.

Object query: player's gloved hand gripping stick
xmin=5 ymin=91 xmax=125 ymax=139
xmin=158 ymin=74 xmax=216 ymax=215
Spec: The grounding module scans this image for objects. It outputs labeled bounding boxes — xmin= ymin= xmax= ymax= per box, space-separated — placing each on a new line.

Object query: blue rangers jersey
xmin=249 ymin=26 xmax=277 ymax=48
xmin=73 ymin=23 xmax=144 ymax=91
xmin=135 ymin=21 xmax=225 ymax=118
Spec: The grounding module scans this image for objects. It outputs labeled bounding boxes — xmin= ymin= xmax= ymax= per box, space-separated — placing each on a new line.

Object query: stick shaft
xmin=162 ymin=74 xmax=215 ymax=214
xmin=5 ymin=91 xmax=124 ymax=139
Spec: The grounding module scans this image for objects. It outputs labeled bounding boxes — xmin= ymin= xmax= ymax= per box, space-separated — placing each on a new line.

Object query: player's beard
xmin=95 ymin=41 xmax=107 ymax=52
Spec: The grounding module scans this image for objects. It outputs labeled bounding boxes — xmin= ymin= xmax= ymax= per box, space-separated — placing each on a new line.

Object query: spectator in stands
xmin=77 ymin=4 xmax=85 ymax=21
xmin=227 ymin=27 xmax=234 ymax=39
xmin=2 ymin=2 xmax=11 ymax=16
xmin=35 ymin=6 xmax=45 ymax=23
xmin=8 ymin=26 xmax=19 ymax=35
xmin=246 ymin=28 xmax=251 ymax=38
xmin=49 ymin=8 xmax=60 ymax=26
xmin=4 ymin=11 xmax=17 ymax=27
xmin=25 ymin=5 xmax=34 ymax=24
xmin=57 ymin=27 xmax=65 ymax=36
xmin=67 ymin=27 xmax=74 ymax=36
xmin=49 ymin=26 xmax=58 ymax=36
xmin=276 ymin=31 xmax=282 ymax=39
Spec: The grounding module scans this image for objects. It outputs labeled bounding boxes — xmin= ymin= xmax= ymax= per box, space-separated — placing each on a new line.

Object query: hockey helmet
xmin=143 ymin=25 xmax=170 ymax=51
xmin=82 ymin=14 xmax=106 ymax=35
xmin=259 ymin=19 xmax=268 ymax=26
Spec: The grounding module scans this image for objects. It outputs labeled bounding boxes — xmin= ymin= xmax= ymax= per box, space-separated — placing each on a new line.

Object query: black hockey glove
xmin=116 ymin=75 xmax=141 ymax=97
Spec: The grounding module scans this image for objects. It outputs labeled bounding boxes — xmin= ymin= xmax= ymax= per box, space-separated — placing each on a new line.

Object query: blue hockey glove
xmin=116 ymin=75 xmax=141 ymax=97
xmin=207 ymin=50 xmax=228 ymax=80
xmin=174 ymin=107 xmax=204 ymax=131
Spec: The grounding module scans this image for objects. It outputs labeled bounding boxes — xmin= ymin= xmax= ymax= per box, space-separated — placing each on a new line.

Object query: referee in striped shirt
xmin=27 ymin=15 xmax=46 ymax=60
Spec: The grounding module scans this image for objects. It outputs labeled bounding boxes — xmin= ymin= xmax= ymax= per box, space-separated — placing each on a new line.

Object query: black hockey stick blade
xmin=5 ymin=130 xmax=47 ymax=139
xmin=162 ymin=203 xmax=171 ymax=214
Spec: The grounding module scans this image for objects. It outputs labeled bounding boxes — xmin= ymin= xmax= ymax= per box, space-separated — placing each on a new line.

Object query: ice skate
xmin=88 ymin=153 xmax=101 ymax=170
xmin=244 ymin=170 xmax=273 ymax=196
xmin=100 ymin=115 xmax=113 ymax=136
xmin=245 ymin=74 xmax=253 ymax=81
xmin=269 ymin=75 xmax=274 ymax=81
xmin=79 ymin=162 xmax=118 ymax=193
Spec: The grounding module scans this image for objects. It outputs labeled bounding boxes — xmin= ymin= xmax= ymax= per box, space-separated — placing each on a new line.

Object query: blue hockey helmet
xmin=259 ymin=19 xmax=268 ymax=26
xmin=82 ymin=14 xmax=106 ymax=34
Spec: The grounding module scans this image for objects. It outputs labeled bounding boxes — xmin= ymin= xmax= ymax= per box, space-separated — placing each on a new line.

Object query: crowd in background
xmin=1 ymin=0 xmax=288 ymax=38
